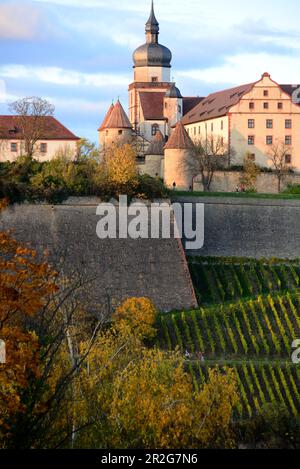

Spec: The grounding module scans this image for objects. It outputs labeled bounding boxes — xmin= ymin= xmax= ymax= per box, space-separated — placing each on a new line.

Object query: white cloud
xmin=178 ymin=53 xmax=300 ymax=87
xmin=0 ymin=65 xmax=130 ymax=88
xmin=0 ymin=1 xmax=44 ymax=40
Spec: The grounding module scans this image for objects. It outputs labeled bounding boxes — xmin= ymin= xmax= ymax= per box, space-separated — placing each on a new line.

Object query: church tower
xmin=129 ymin=1 xmax=175 ymax=139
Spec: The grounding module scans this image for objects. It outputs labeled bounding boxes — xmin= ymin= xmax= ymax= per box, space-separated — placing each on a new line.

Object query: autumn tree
xmin=103 ymin=143 xmax=138 ymax=191
xmin=74 ymin=297 xmax=239 ymax=449
xmin=239 ymin=152 xmax=260 ymax=192
xmin=267 ymin=141 xmax=293 ymax=193
xmin=0 ymin=199 xmax=58 ymax=443
xmin=192 ymin=135 xmax=229 ymax=191
xmin=9 ymin=97 xmax=55 ymax=158
xmin=113 ymin=297 xmax=157 ymax=340
xmin=0 ymin=199 xmax=109 ymax=449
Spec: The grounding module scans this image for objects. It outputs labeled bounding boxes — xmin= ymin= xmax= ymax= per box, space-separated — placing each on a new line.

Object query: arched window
xmin=151 ymin=124 xmax=159 ymax=136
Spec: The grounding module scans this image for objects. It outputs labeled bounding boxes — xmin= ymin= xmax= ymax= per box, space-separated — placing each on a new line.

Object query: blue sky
xmin=1 ymin=0 xmax=300 ymax=143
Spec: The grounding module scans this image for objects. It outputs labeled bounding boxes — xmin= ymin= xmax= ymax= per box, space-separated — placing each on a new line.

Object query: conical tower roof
xmin=164 ymin=121 xmax=194 ymax=150
xmin=146 ymin=130 xmax=165 ymax=155
xmin=105 ymin=100 xmax=132 ymax=129
xmin=98 ymin=103 xmax=114 ymax=131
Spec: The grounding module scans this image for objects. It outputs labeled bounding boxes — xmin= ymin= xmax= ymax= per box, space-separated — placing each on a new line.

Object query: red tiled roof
xmin=105 ymin=100 xmax=132 ymax=129
xmin=98 ymin=103 xmax=114 ymax=131
xmin=182 ymin=97 xmax=204 ymax=116
xmin=181 ymin=83 xmax=254 ymax=126
xmin=139 ymin=92 xmax=166 ymax=120
xmin=0 ymin=115 xmax=80 ymax=140
xmin=145 ymin=130 xmax=165 ymax=155
xmin=164 ymin=121 xmax=194 ymax=150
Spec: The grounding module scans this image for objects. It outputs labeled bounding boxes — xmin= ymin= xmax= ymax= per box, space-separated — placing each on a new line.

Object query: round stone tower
xmin=164 ymin=84 xmax=183 ymax=135
xmin=164 ymin=121 xmax=195 ymax=190
xmin=143 ymin=130 xmax=165 ymax=178
xmin=99 ymin=100 xmax=133 ymax=150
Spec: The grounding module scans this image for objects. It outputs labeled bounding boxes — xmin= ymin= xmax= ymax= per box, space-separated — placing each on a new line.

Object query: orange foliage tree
xmin=0 ymin=198 xmax=58 ymax=443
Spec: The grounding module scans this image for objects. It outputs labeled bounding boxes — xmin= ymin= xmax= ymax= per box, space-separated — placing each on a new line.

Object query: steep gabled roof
xmin=164 ymin=121 xmax=194 ymax=150
xmin=105 ymin=100 xmax=132 ymax=129
xmin=0 ymin=115 xmax=80 ymax=140
xmin=139 ymin=92 xmax=166 ymax=120
xmin=181 ymin=83 xmax=254 ymax=125
xmin=145 ymin=130 xmax=165 ymax=155
xmin=98 ymin=103 xmax=114 ymax=131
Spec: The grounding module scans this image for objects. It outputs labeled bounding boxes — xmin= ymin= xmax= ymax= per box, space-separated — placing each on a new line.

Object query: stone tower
xmin=143 ymin=130 xmax=165 ymax=178
xmin=164 ymin=121 xmax=195 ymax=190
xmin=99 ymin=100 xmax=133 ymax=150
xmin=164 ymin=84 xmax=183 ymax=136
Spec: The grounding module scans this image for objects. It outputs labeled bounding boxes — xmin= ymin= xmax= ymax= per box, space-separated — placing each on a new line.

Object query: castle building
xmin=98 ymin=1 xmax=300 ymax=186
xmin=181 ymin=73 xmax=300 ymax=169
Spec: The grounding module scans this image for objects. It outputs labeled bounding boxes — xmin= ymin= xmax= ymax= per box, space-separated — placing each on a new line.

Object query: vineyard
xmin=188 ymin=257 xmax=300 ymax=305
xmin=156 ymin=257 xmax=300 ymax=419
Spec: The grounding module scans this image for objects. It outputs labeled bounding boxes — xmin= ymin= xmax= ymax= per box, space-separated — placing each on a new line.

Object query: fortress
xmin=98 ymin=1 xmax=300 ymax=189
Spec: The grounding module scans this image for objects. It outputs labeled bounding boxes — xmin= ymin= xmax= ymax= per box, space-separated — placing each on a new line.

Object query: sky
xmin=1 ymin=0 xmax=300 ymax=142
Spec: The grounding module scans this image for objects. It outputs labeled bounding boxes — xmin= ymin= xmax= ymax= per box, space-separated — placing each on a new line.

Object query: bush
xmin=0 ymin=144 xmax=170 ymax=204
xmin=283 ymin=184 xmax=300 ymax=194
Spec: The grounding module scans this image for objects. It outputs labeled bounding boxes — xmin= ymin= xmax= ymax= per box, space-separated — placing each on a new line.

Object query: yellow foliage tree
xmin=104 ymin=143 xmax=138 ymax=187
xmin=74 ymin=299 xmax=239 ymax=449
xmin=113 ymin=297 xmax=157 ymax=340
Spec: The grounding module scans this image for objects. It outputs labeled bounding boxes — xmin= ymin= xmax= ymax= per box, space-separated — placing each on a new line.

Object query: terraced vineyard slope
xmin=156 ymin=257 xmax=300 ymax=419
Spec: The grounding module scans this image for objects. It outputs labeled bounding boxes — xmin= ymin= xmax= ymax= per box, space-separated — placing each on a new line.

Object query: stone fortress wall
xmin=0 ymin=198 xmax=197 ymax=313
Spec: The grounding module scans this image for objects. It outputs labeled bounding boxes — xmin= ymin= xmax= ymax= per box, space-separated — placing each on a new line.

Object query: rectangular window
xmin=248 ymin=135 xmax=255 ymax=145
xmin=118 ymin=130 xmax=123 ymax=135
xmin=264 ymin=90 xmax=269 ymax=97
xmin=198 ymin=126 xmax=201 ymax=135
xmin=278 ymin=102 xmax=283 ymax=109
xmin=11 ymin=142 xmax=17 ymax=152
xmin=249 ymin=102 xmax=255 ymax=110
xmin=285 ymin=154 xmax=292 ymax=164
xmin=40 ymin=143 xmax=47 ymax=153
xmin=266 ymin=119 xmax=273 ymax=129
xmin=151 ymin=77 xmax=158 ymax=82
xmin=266 ymin=136 xmax=273 ymax=145
xmin=263 ymin=102 xmax=269 ymax=109
xmin=221 ymin=120 xmax=224 ymax=130
xmin=211 ymin=123 xmax=214 ymax=132
xmin=285 ymin=135 xmax=292 ymax=145
xmin=248 ymin=119 xmax=255 ymax=129
xmin=285 ymin=119 xmax=292 ymax=129
xmin=194 ymin=127 xmax=196 ymax=136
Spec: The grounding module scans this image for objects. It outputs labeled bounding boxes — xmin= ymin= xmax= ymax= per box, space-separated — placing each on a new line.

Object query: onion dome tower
xmin=164 ymin=121 xmax=195 ymax=190
xmin=132 ymin=1 xmax=172 ymax=83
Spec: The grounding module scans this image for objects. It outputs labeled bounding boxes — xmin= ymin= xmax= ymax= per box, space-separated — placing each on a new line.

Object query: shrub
xmin=283 ymin=184 xmax=300 ymax=194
